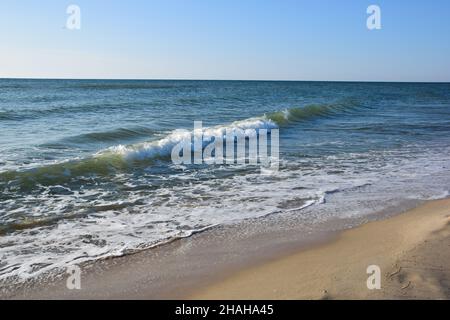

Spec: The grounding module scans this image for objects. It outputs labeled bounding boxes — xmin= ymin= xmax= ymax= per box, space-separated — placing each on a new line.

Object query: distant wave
xmin=0 ymin=111 xmax=18 ymax=121
xmin=0 ymin=102 xmax=158 ymax=122
xmin=62 ymin=126 xmax=158 ymax=144
xmin=0 ymin=99 xmax=361 ymax=124
xmin=72 ymin=83 xmax=177 ymax=90
xmin=266 ymin=100 xmax=360 ymax=126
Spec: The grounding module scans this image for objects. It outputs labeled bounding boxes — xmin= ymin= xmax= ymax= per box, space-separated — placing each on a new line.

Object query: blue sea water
xmin=1 ymin=79 xmax=450 ymax=280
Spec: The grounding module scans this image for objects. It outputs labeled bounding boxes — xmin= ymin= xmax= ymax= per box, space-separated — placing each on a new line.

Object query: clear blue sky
xmin=1 ymin=0 xmax=449 ymax=81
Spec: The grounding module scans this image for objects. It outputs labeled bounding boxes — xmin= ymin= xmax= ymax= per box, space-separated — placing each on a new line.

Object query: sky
xmin=1 ymin=0 xmax=449 ymax=81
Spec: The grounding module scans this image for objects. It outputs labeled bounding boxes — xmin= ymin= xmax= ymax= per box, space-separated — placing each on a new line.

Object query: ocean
xmin=1 ymin=79 xmax=450 ymax=282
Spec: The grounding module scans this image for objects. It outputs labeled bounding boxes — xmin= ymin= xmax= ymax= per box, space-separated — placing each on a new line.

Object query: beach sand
xmin=4 ymin=199 xmax=449 ymax=300
xmin=191 ymin=198 xmax=450 ymax=299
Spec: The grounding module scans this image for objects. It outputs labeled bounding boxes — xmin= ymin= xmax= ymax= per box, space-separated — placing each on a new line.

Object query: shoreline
xmin=2 ymin=198 xmax=448 ymax=299
xmin=191 ymin=198 xmax=450 ymax=299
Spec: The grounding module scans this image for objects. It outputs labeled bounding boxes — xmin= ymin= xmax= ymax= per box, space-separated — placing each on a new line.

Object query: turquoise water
xmin=1 ymin=79 xmax=450 ymax=280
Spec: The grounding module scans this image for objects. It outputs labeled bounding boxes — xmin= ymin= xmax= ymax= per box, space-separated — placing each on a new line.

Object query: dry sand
xmin=190 ymin=198 xmax=450 ymax=299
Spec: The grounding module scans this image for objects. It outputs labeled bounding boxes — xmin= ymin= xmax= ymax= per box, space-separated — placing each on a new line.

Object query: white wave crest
xmin=102 ymin=117 xmax=278 ymax=161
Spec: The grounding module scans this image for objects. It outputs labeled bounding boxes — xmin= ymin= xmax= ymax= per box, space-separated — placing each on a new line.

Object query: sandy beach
xmin=191 ymin=198 xmax=450 ymax=300
xmin=3 ymin=198 xmax=449 ymax=300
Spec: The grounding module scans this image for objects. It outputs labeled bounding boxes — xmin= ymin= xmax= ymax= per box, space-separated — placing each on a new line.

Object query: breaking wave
xmin=0 ymin=102 xmax=360 ymax=188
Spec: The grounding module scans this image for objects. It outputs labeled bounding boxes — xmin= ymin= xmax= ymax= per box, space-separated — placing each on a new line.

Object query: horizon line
xmin=1 ymin=77 xmax=450 ymax=84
